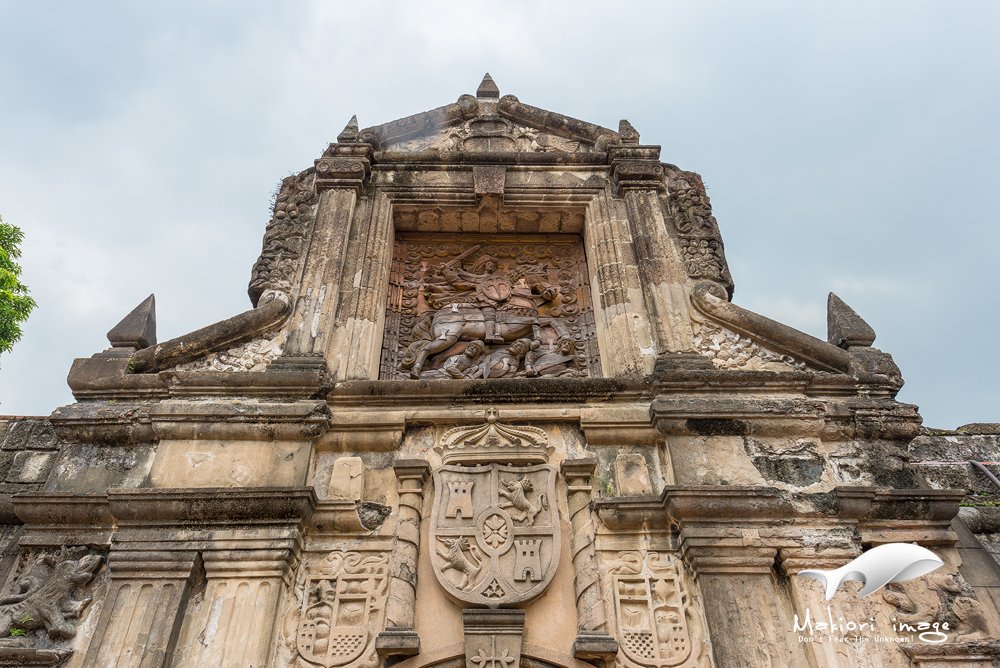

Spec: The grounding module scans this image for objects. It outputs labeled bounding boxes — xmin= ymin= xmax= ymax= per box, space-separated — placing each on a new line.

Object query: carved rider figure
xmin=440 ymin=255 xmax=509 ymax=343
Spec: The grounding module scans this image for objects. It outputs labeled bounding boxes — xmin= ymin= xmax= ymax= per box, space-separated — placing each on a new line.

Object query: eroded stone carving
xmin=603 ymin=551 xmax=709 ymax=668
xmin=431 ymin=463 xmax=559 ymax=607
xmin=693 ymin=321 xmax=806 ymax=372
xmin=664 ymin=169 xmax=733 ymax=297
xmin=172 ymin=333 xmax=283 ymax=373
xmin=296 ymin=551 xmax=389 ymax=668
xmin=382 ymin=234 xmax=598 ymax=380
xmin=0 ymin=546 xmax=103 ymax=643
xmin=384 ymin=116 xmax=592 ymax=154
xmin=249 ymin=169 xmax=319 ymax=306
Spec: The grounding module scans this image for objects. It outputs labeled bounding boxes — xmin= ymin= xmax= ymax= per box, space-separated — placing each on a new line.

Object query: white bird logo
xmin=797 ymin=543 xmax=943 ymax=600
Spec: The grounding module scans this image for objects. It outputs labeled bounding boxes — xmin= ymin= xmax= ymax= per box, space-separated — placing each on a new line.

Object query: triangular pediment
xmin=356 ymin=74 xmax=620 ymax=155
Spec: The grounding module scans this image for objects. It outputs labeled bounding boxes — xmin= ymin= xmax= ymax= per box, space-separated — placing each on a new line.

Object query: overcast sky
xmin=1 ymin=1 xmax=997 ymax=428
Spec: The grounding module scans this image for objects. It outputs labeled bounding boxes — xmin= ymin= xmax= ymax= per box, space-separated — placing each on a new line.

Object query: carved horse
xmin=400 ymin=307 xmax=544 ymax=378
xmin=400 ymin=269 xmax=562 ymax=378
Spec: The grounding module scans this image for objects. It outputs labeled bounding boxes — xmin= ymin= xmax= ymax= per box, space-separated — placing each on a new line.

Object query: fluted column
xmin=376 ymin=460 xmax=430 ymax=657
xmin=561 ymin=459 xmax=618 ymax=663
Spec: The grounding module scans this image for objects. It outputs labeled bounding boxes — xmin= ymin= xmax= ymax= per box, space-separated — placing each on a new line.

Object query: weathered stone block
xmin=6 ymin=451 xmax=57 ymax=483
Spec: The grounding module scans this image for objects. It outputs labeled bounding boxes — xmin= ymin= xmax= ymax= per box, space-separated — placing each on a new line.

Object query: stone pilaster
xmin=80 ymin=487 xmax=314 ymax=668
xmin=667 ymin=488 xmax=812 ymax=668
xmin=82 ymin=548 xmax=201 ymax=668
xmin=561 ymin=459 xmax=618 ymax=663
xmin=583 ymin=190 xmax=648 ymax=376
xmin=331 ymin=189 xmax=395 ymax=380
xmin=462 ymin=609 xmax=525 ymax=668
xmin=377 ymin=460 xmax=430 ymax=657
xmin=282 ymin=138 xmax=372 ymax=361
xmin=170 ymin=546 xmax=299 ymax=668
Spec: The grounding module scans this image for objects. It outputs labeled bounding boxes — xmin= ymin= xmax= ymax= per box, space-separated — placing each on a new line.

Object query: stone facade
xmin=3 ymin=75 xmax=1000 ymax=668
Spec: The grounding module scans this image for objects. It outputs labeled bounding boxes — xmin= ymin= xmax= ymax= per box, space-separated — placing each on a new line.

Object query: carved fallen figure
xmin=522 ymin=335 xmax=581 ymax=378
xmin=0 ymin=546 xmax=103 ymax=641
xmin=421 ymin=340 xmax=486 ymax=380
xmin=482 ymin=338 xmax=534 ymax=379
xmin=400 ymin=255 xmax=561 ymax=378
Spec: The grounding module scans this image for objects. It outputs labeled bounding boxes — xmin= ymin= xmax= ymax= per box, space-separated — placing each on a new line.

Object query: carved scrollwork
xmin=383 ymin=117 xmax=593 ymax=154
xmin=664 ymin=169 xmax=733 ymax=298
xmin=249 ymin=169 xmax=319 ymax=306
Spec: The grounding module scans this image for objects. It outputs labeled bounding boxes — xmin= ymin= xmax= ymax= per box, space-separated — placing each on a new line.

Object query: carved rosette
xmin=431 ymin=463 xmax=560 ymax=608
xmin=601 ymin=552 xmax=709 ymax=668
xmin=295 ymin=551 xmax=389 ymax=668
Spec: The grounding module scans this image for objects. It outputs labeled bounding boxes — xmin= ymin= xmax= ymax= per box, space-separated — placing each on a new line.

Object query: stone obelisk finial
xmin=477 ymin=73 xmax=499 ymax=99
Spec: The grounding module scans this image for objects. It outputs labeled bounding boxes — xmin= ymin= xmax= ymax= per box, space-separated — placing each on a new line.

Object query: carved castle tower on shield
xmin=1 ymin=73 xmax=999 ymax=668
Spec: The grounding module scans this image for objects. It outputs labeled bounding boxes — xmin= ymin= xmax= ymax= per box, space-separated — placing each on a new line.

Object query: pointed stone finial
xmin=619 ymin=120 xmax=640 ymax=145
xmin=827 ymin=293 xmax=876 ymax=349
xmin=107 ymin=294 xmax=156 ymax=349
xmin=477 ymin=73 xmax=499 ymax=99
xmin=337 ymin=115 xmax=359 ymax=142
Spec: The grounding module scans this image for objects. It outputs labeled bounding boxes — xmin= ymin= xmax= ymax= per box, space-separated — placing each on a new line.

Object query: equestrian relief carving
xmin=381 ymin=235 xmax=598 ymax=380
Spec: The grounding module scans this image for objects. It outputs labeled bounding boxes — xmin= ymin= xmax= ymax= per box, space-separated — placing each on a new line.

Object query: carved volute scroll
xmin=381 ymin=233 xmax=599 ymax=380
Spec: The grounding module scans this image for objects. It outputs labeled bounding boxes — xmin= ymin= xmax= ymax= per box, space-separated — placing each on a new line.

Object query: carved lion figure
xmin=0 ymin=546 xmax=103 ymax=641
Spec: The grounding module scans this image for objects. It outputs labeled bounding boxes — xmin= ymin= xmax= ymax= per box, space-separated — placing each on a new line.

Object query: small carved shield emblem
xmin=609 ymin=553 xmax=692 ymax=668
xmin=431 ymin=463 xmax=559 ymax=607
xmin=297 ymin=552 xmax=389 ymax=668
xmin=479 ymin=276 xmax=512 ymax=303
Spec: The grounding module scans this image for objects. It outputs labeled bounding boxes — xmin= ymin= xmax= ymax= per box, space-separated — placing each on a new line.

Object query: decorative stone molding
xmin=436 ymin=408 xmax=551 ymax=465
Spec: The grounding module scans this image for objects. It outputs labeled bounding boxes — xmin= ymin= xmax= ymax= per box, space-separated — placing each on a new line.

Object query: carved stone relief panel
xmin=0 ymin=546 xmax=104 ymax=662
xmin=430 ymin=463 xmax=560 ymax=607
xmin=601 ymin=551 xmax=711 ymax=668
xmin=291 ymin=551 xmax=390 ymax=668
xmin=381 ymin=233 xmax=599 ymax=380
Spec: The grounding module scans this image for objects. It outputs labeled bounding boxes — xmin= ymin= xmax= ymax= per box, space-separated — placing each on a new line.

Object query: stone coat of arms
xmin=431 ymin=463 xmax=560 ymax=607
xmin=296 ymin=552 xmax=389 ymax=668
xmin=606 ymin=552 xmax=699 ymax=668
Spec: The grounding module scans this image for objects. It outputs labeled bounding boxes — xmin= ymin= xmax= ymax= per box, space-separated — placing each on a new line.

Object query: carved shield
xmin=613 ymin=570 xmax=691 ymax=668
xmin=297 ymin=553 xmax=388 ymax=668
xmin=431 ymin=463 xmax=559 ymax=607
xmin=479 ymin=276 xmax=512 ymax=303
